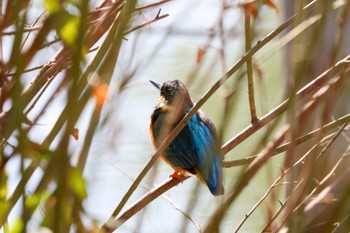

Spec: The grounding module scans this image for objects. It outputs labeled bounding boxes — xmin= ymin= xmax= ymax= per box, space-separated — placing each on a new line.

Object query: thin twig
xmin=233 ymin=175 xmax=288 ymax=232
xmin=135 ymin=0 xmax=172 ymax=11
xmin=221 ymin=54 xmax=350 ymax=154
xmin=5 ymin=64 xmax=44 ymax=77
xmin=244 ymin=6 xmax=258 ymax=123
xmin=24 ymin=76 xmax=54 ymax=115
xmin=267 ymin=81 xmax=347 ymax=232
xmin=123 ymin=11 xmax=169 ymax=35
xmin=101 ymin=176 xmax=187 ymax=232
xmin=204 ymin=125 xmax=290 ymax=233
xmin=302 ymin=168 xmax=350 ymax=232
xmin=161 ymin=195 xmax=202 ymax=233
xmin=103 ymin=156 xmax=201 ymax=232
xmin=2 ymin=26 xmax=43 ymax=36
xmin=20 ymin=11 xmax=47 ymax=51
xmin=39 ymin=37 xmax=60 ymax=49
xmin=293 ymin=126 xmax=349 ymax=211
xmin=260 ymin=125 xmax=348 ymax=232
xmin=260 ymin=180 xmax=305 ymax=233
xmin=204 ymin=65 xmax=348 ymax=233
xmin=223 ymin=113 xmax=350 ymax=167
xmin=331 ymin=212 xmax=350 ymax=233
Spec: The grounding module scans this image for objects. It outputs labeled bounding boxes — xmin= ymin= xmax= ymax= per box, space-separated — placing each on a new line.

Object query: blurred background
xmin=0 ymin=0 xmax=349 ymax=232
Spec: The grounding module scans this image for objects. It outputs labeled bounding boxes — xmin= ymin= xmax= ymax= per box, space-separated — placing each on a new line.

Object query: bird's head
xmin=150 ymin=80 xmax=193 ymax=108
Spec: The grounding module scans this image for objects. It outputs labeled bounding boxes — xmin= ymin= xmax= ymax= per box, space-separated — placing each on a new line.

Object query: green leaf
xmin=25 ymin=195 xmax=41 ymax=210
xmin=25 ymin=192 xmax=49 ymax=211
xmin=59 ymin=16 xmax=80 ymax=46
xmin=68 ymin=168 xmax=87 ymax=200
xmin=10 ymin=219 xmax=23 ymax=233
xmin=0 ymin=201 xmax=9 ymax=224
xmin=0 ymin=170 xmax=8 ymax=222
xmin=44 ymin=0 xmax=61 ymax=14
xmin=0 ymin=170 xmax=8 ymax=201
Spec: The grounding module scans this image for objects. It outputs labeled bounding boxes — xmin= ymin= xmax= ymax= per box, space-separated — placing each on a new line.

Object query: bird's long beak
xmin=150 ymin=80 xmax=161 ymax=90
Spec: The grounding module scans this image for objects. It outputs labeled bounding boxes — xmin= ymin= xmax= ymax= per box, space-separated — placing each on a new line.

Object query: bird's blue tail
xmin=203 ymin=155 xmax=224 ymax=196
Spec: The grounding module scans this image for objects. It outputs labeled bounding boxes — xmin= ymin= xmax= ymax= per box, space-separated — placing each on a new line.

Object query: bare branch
xmin=244 ymin=7 xmax=258 ymax=123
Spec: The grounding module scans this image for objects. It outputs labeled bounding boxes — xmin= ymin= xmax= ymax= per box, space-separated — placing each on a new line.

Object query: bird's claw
xmin=169 ymin=172 xmax=183 ymax=182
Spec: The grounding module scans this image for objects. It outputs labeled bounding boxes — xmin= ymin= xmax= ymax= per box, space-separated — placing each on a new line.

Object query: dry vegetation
xmin=0 ymin=0 xmax=349 ymax=232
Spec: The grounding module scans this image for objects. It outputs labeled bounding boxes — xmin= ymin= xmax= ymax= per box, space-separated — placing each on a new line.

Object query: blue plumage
xmin=149 ymin=80 xmax=224 ymax=196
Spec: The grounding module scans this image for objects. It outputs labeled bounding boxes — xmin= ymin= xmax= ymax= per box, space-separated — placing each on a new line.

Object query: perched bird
xmin=149 ymin=80 xmax=224 ymax=196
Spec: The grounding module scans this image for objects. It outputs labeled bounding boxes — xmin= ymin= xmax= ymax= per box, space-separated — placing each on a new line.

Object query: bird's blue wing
xmin=165 ymin=122 xmax=199 ymax=169
xmin=165 ymin=110 xmax=224 ymax=195
xmin=152 ymin=106 xmax=199 ymax=169
xmin=189 ymin=110 xmax=224 ymax=195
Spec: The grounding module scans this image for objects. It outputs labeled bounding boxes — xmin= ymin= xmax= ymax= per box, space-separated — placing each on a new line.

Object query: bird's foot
xmin=169 ymin=172 xmax=184 ymax=182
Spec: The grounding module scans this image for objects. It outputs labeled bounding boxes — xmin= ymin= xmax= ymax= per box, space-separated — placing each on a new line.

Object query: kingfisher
xmin=149 ymin=80 xmax=224 ymax=196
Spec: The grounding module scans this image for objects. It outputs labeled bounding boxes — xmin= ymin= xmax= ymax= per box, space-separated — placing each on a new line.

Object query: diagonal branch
xmin=221 ymin=54 xmax=350 ymax=154
xmin=223 ymin=113 xmax=350 ymax=168
xmin=203 ymin=69 xmax=348 ymax=233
